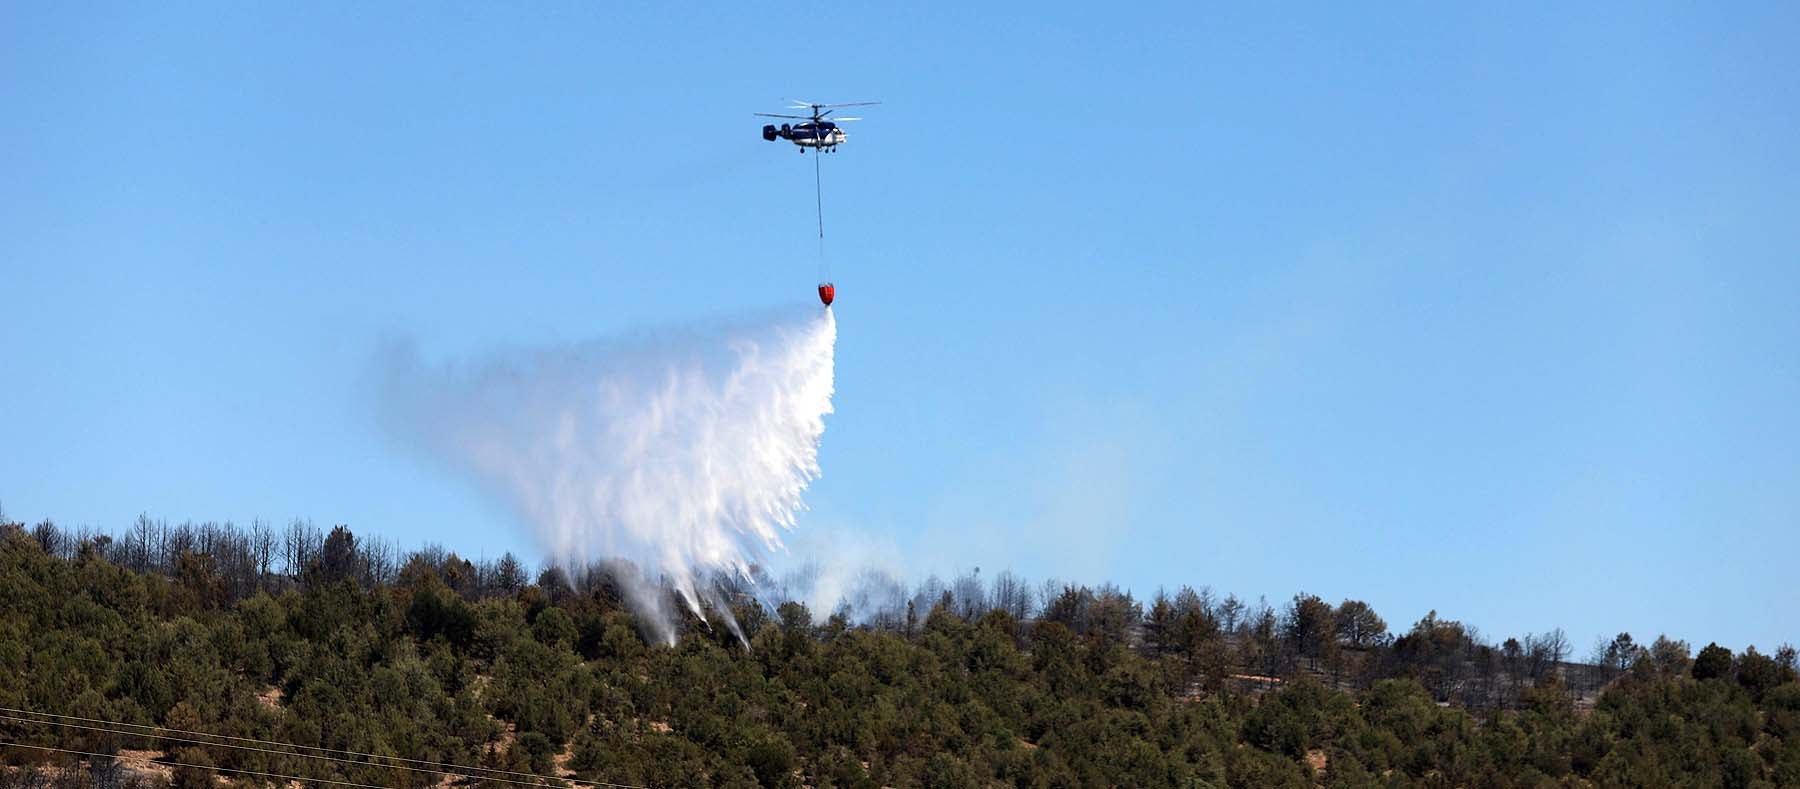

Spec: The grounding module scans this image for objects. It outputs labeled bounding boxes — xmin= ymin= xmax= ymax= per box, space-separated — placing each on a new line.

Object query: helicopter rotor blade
xmin=816 ymin=101 xmax=880 ymax=108
xmin=755 ymin=113 xmax=812 ymax=119
xmin=831 ymin=117 xmax=862 ymax=121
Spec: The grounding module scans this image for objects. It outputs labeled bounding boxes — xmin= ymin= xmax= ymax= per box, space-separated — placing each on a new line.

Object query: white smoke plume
xmin=379 ymin=306 xmax=837 ymax=644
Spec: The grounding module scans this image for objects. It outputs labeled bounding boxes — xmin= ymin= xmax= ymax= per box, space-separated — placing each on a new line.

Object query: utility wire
xmin=0 ymin=714 xmax=571 ymax=789
xmin=2 ymin=708 xmax=559 ymax=785
xmin=0 ymin=707 xmax=647 ymax=789
xmin=0 ymin=741 xmax=397 ymax=789
xmin=0 ymin=706 xmax=569 ymax=783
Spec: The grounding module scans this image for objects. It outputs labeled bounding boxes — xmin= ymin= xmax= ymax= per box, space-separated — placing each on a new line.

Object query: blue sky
xmin=3 ymin=3 xmax=1796 ymax=652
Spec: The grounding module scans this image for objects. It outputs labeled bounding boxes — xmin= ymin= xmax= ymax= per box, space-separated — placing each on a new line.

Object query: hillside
xmin=0 ymin=518 xmax=1796 ymax=787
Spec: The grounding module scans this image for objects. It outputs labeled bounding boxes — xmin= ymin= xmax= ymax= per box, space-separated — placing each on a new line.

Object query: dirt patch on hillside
xmin=1305 ymin=748 xmax=1328 ymax=774
xmin=114 ymin=750 xmax=176 ymax=782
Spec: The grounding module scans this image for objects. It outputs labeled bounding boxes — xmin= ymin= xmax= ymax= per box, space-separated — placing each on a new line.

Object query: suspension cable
xmin=814 ymin=148 xmax=828 ymax=283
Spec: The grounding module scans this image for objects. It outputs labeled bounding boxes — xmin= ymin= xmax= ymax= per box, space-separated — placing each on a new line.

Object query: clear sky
xmin=3 ymin=3 xmax=1797 ymax=653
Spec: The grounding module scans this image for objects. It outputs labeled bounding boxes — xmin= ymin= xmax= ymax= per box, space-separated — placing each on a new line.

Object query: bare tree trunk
xmin=251 ymin=519 xmax=274 ymax=589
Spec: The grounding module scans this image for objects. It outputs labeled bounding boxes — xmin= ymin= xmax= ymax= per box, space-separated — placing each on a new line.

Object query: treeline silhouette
xmin=0 ymin=514 xmax=1795 ymax=787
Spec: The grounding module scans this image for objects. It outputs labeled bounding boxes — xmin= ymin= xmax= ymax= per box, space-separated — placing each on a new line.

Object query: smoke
xmin=379 ymin=306 xmax=837 ymax=644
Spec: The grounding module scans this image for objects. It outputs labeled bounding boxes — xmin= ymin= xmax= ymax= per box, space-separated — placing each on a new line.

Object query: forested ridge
xmin=1 ymin=516 xmax=1796 ymax=788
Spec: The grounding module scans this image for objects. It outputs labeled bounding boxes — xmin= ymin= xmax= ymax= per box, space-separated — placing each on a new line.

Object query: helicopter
xmin=758 ymin=99 xmax=878 ymax=153
xmin=759 ymin=99 xmax=878 ymax=307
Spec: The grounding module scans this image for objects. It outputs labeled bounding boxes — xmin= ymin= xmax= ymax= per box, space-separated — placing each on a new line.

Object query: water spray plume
xmin=381 ymin=306 xmax=837 ymax=644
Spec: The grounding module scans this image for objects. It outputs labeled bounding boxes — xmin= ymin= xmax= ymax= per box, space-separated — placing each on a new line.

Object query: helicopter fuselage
xmin=762 ymin=121 xmax=848 ymax=151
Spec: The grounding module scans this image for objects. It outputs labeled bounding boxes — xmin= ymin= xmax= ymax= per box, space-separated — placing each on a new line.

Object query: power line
xmin=0 ymin=706 xmax=647 ymax=789
xmin=0 ymin=713 xmax=564 ymax=789
xmin=2 ymin=707 xmax=554 ymax=784
xmin=0 ymin=741 xmax=396 ymax=789
xmin=0 ymin=706 xmax=577 ymax=783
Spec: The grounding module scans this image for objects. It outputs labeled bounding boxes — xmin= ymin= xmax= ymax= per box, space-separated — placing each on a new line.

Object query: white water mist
xmin=380 ymin=306 xmax=837 ymax=644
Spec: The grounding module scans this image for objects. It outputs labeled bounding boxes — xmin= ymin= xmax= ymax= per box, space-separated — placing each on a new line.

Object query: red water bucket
xmin=818 ymin=282 xmax=835 ymax=306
